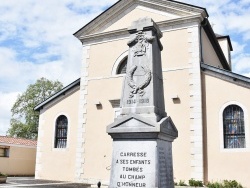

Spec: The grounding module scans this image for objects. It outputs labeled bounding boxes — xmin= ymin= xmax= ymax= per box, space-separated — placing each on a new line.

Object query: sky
xmin=0 ymin=0 xmax=250 ymax=135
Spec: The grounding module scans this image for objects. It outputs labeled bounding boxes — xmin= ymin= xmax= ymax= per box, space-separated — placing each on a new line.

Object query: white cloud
xmin=243 ymin=72 xmax=250 ymax=78
xmin=179 ymin=0 xmax=250 ymax=39
xmin=233 ymin=54 xmax=250 ymax=74
xmin=0 ymin=2 xmax=82 ymax=133
xmin=231 ymin=41 xmax=246 ymax=57
xmin=0 ymin=48 xmax=18 ymax=78
xmin=0 ymin=1 xmax=101 ymax=91
xmin=0 ymin=0 xmax=118 ymax=135
xmin=0 ymin=0 xmax=250 ymax=135
xmin=0 ymin=92 xmax=20 ymax=135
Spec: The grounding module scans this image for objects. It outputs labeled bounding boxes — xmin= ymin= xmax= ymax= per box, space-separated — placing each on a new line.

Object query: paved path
xmin=0 ymin=177 xmax=93 ymax=188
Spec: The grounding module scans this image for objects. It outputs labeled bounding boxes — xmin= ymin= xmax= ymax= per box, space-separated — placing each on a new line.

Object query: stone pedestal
xmin=107 ymin=115 xmax=177 ymax=188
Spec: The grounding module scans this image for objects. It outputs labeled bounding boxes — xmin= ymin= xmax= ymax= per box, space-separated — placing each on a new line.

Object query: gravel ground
xmin=0 ymin=177 xmax=93 ymax=188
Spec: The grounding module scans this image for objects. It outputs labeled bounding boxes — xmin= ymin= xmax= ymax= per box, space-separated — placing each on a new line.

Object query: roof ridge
xmin=0 ymin=136 xmax=37 ymax=147
xmin=0 ymin=135 xmax=35 ymax=140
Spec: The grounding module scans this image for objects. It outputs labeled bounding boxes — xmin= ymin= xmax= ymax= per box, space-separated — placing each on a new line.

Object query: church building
xmin=34 ymin=0 xmax=250 ymax=187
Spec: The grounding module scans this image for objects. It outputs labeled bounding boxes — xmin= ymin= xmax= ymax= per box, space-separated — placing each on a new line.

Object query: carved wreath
xmin=126 ymin=65 xmax=152 ymax=98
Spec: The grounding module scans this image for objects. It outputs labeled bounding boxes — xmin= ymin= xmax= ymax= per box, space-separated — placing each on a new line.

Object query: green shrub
xmin=223 ymin=180 xmax=242 ymax=188
xmin=206 ymin=180 xmax=243 ymax=188
xmin=189 ymin=178 xmax=203 ymax=187
xmin=207 ymin=182 xmax=223 ymax=188
xmin=178 ymin=180 xmax=188 ymax=186
xmin=0 ymin=172 xmax=7 ymax=177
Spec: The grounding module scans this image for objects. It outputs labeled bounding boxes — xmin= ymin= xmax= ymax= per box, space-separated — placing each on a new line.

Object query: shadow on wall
xmin=173 ymin=98 xmax=181 ymax=104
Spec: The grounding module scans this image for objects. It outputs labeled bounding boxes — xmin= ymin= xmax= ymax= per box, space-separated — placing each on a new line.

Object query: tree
xmin=7 ymin=77 xmax=63 ymax=139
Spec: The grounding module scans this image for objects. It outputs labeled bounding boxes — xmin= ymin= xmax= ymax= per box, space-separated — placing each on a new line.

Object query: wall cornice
xmin=79 ymin=15 xmax=203 ymax=45
xmin=138 ymin=0 xmax=207 ymax=17
xmin=74 ymin=0 xmax=207 ymax=39
xmin=74 ymin=0 xmax=134 ymax=38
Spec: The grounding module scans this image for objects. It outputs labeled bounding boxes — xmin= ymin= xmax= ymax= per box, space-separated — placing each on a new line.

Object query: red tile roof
xmin=0 ymin=136 xmax=37 ymax=147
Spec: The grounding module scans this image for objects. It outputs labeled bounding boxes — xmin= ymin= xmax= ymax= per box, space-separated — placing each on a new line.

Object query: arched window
xmin=55 ymin=115 xmax=68 ymax=148
xmin=116 ymin=56 xmax=127 ymax=74
xmin=223 ymin=105 xmax=245 ymax=148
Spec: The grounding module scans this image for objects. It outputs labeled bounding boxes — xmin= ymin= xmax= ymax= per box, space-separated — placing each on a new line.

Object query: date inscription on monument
xmin=127 ymin=98 xmax=149 ymax=105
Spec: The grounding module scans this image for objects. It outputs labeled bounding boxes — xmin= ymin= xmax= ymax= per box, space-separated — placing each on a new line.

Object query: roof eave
xmin=34 ymin=78 xmax=81 ymax=111
xmin=201 ymin=18 xmax=231 ymax=71
xmin=201 ymin=63 xmax=250 ymax=84
xmin=168 ymin=0 xmax=208 ymax=17
xmin=73 ymin=0 xmax=126 ymax=39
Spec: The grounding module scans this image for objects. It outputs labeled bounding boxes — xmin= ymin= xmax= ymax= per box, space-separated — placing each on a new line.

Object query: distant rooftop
xmin=0 ymin=136 xmax=37 ymax=147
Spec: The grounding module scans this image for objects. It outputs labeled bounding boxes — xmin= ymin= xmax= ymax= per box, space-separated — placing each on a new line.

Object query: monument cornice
xmin=107 ymin=114 xmax=178 ymax=142
xmin=79 ymin=15 xmax=203 ymax=45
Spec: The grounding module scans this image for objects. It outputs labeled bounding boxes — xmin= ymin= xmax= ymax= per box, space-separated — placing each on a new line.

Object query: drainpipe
xmin=200 ymin=17 xmax=209 ymax=184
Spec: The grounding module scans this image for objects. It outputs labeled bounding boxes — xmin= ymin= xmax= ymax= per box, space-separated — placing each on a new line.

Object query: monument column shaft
xmin=120 ymin=25 xmax=166 ymax=121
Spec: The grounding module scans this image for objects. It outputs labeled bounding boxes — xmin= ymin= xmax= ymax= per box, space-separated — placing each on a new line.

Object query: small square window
xmin=0 ymin=147 xmax=10 ymax=157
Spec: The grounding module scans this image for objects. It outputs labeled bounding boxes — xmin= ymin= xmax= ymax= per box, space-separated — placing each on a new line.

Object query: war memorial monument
xmin=107 ymin=18 xmax=178 ymax=188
